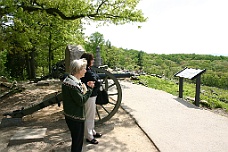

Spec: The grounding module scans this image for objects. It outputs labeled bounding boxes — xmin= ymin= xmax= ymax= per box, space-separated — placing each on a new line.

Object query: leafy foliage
xmin=0 ymin=0 xmax=146 ymax=23
xmin=0 ymin=50 xmax=8 ymax=76
xmin=1 ymin=0 xmax=146 ymax=79
xmin=95 ymin=40 xmax=228 ymax=90
xmin=84 ymin=31 xmax=105 ymax=55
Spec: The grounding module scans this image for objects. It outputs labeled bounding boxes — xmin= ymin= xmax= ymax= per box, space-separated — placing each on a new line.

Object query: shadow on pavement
xmin=174 ymin=97 xmax=200 ymax=109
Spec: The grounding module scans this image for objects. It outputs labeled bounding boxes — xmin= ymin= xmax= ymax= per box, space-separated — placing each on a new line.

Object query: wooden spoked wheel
xmin=92 ymin=67 xmax=122 ymax=124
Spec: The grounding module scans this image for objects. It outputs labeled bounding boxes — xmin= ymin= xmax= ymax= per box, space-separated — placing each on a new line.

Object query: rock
xmin=0 ymin=118 xmax=23 ymax=128
xmin=0 ymin=76 xmax=8 ymax=82
xmin=131 ymin=76 xmax=139 ymax=80
xmin=36 ymin=82 xmax=50 ymax=86
xmin=9 ymin=128 xmax=47 ymax=146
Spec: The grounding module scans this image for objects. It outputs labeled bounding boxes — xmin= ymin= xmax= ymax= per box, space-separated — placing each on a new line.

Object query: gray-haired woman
xmin=62 ymin=59 xmax=95 ymax=152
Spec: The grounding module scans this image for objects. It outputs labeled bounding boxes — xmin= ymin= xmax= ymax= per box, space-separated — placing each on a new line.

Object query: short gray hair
xmin=70 ymin=58 xmax=87 ymax=75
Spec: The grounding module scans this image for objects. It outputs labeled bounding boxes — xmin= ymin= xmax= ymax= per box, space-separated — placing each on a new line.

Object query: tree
xmin=1 ymin=0 xmax=146 ymax=23
xmin=1 ymin=7 xmax=83 ymax=79
xmin=85 ymin=32 xmax=105 ymax=55
xmin=104 ymin=45 xmax=120 ymax=68
xmin=1 ymin=0 xmax=146 ymax=79
xmin=137 ymin=51 xmax=144 ymax=69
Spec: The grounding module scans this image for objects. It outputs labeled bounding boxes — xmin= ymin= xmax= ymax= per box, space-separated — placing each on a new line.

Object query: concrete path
xmin=120 ymin=81 xmax=228 ymax=152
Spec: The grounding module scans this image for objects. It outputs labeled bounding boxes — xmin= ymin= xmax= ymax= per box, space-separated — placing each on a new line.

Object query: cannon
xmin=3 ymin=44 xmax=134 ymax=124
xmin=3 ymin=67 xmax=133 ymax=124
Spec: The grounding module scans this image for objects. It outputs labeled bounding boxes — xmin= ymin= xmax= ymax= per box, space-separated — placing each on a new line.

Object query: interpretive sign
xmin=174 ymin=67 xmax=206 ymax=106
xmin=175 ymin=68 xmax=206 ymax=80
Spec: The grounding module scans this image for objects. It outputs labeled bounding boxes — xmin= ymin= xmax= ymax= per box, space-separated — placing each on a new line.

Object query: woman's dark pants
xmin=65 ymin=116 xmax=84 ymax=152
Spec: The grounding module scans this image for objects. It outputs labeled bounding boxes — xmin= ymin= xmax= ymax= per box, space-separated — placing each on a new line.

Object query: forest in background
xmin=1 ymin=29 xmax=228 ymax=90
xmin=1 ymin=0 xmax=228 ymax=90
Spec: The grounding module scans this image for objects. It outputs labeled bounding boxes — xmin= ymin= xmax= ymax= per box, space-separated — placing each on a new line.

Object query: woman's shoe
xmin=86 ymin=138 xmax=99 ymax=144
xmin=93 ymin=133 xmax=102 ymax=138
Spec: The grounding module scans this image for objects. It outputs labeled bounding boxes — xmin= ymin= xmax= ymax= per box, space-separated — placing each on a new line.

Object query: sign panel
xmin=175 ymin=68 xmax=206 ymax=80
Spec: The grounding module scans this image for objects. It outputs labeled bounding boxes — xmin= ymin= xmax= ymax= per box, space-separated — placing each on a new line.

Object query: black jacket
xmin=81 ymin=67 xmax=100 ymax=97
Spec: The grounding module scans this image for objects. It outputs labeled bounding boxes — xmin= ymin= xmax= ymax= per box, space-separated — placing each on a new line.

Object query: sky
xmin=83 ymin=0 xmax=228 ymax=56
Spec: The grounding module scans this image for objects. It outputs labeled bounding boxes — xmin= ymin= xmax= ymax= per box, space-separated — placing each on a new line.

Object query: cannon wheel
xmin=92 ymin=67 xmax=122 ymax=124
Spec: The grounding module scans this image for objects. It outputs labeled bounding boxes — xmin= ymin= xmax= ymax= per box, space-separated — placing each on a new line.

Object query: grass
xmin=133 ymin=75 xmax=228 ymax=112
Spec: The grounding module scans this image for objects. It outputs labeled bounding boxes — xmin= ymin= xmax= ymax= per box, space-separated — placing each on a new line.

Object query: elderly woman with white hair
xmin=62 ymin=58 xmax=95 ymax=152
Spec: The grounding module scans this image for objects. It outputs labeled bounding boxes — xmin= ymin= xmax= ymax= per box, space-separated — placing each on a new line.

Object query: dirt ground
xmin=0 ymin=79 xmax=158 ymax=152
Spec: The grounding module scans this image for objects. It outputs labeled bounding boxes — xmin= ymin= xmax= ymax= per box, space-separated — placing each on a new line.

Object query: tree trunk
xmin=48 ymin=47 xmax=52 ymax=75
xmin=48 ymin=31 xmax=52 ymax=74
xmin=26 ymin=53 xmax=32 ymax=79
xmin=30 ymin=48 xmax=36 ymax=79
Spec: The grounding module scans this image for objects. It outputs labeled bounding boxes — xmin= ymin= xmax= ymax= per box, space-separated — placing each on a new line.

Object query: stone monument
xmin=65 ymin=45 xmax=85 ymax=73
xmin=95 ymin=46 xmax=102 ymax=67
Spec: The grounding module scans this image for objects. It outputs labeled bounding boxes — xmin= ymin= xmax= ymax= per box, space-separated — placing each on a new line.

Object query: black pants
xmin=65 ymin=116 xmax=84 ymax=152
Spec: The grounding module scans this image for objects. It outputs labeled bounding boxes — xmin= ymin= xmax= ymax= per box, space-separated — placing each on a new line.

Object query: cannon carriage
xmin=3 ymin=45 xmax=134 ymax=124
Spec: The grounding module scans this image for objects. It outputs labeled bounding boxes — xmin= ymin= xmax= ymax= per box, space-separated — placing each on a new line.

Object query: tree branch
xmin=21 ymin=5 xmax=124 ymax=21
xmin=96 ymin=0 xmax=108 ymax=14
xmin=1 ymin=1 xmax=140 ymax=22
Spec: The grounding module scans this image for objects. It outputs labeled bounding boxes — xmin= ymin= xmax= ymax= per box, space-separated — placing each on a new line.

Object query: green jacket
xmin=62 ymin=75 xmax=92 ymax=121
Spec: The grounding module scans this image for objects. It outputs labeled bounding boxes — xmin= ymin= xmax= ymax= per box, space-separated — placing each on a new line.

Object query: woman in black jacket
xmin=80 ymin=53 xmax=102 ymax=144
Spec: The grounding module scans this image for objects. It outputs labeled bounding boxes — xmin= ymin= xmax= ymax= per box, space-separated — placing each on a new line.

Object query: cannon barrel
xmin=34 ymin=60 xmax=135 ymax=82
xmin=97 ymin=72 xmax=134 ymax=79
xmin=3 ymin=92 xmax=62 ymax=118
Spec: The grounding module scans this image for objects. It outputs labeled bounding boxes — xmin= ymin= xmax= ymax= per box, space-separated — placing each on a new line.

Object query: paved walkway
xmin=120 ymin=81 xmax=228 ymax=152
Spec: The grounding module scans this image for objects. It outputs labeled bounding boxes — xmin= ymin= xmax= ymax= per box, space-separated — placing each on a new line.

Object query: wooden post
xmin=179 ymin=77 xmax=184 ymax=98
xmin=195 ymin=76 xmax=201 ymax=106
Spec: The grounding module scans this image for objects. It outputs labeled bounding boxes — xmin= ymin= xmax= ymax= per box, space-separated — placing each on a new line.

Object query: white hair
xmin=70 ymin=58 xmax=87 ymax=75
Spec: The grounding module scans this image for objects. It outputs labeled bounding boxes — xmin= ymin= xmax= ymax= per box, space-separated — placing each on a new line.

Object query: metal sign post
xmin=174 ymin=67 xmax=206 ymax=106
xmin=179 ymin=77 xmax=184 ymax=98
xmin=195 ymin=76 xmax=201 ymax=106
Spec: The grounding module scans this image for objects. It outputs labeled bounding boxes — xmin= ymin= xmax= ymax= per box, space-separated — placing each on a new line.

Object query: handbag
xmin=96 ymin=85 xmax=109 ymax=105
